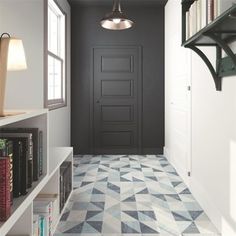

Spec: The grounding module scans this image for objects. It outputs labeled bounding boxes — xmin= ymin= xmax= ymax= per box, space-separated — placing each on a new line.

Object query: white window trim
xmin=45 ymin=0 xmax=67 ymax=110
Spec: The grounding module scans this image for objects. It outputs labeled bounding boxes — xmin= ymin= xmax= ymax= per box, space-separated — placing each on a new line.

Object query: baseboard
xmin=189 ymin=177 xmax=222 ymax=233
xmin=164 ymin=146 xmax=170 ymax=159
xmin=164 ymin=146 xmax=190 ymax=186
xmin=142 ymin=148 xmax=163 ymax=154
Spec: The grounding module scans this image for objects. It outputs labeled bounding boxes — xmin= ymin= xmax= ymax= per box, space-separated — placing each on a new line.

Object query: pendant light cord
xmin=112 ymin=0 xmax=121 ymax=12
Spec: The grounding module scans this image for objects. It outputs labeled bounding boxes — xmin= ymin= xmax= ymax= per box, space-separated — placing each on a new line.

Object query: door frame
xmin=89 ymin=45 xmax=143 ymax=154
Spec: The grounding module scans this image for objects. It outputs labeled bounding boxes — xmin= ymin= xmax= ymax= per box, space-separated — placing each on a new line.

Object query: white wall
xmin=0 ymin=0 xmax=71 ymax=147
xmin=165 ymin=0 xmax=236 ymax=235
xmin=0 ymin=0 xmax=44 ymax=109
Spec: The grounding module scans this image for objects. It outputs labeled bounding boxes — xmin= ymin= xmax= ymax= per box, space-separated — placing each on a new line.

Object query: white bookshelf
xmin=0 ymin=110 xmax=73 ymax=236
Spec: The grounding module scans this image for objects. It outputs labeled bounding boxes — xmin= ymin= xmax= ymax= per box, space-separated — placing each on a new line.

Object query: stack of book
xmin=60 ymin=162 xmax=72 ymax=212
xmin=185 ymin=0 xmax=235 ymax=40
xmin=33 ymin=194 xmax=57 ymax=236
xmin=0 ymin=128 xmax=43 ymax=221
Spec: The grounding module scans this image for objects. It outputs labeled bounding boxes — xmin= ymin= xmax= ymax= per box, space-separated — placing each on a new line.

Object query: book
xmin=34 ymin=200 xmax=53 ymax=236
xmin=39 ymin=131 xmax=43 ymax=176
xmin=60 ymin=162 xmax=72 ymax=212
xmin=0 ymin=133 xmax=33 ymax=189
xmin=0 ymin=157 xmax=11 ymax=221
xmin=0 ymin=139 xmax=14 ymax=204
xmin=12 ymin=140 xmax=23 ymax=198
xmin=0 ymin=128 xmax=41 ymax=181
xmin=196 ymin=0 xmax=202 ymax=32
xmin=0 ymin=136 xmax=29 ymax=195
xmin=39 ymin=215 xmax=46 ymax=236
xmin=33 ymin=215 xmax=39 ymax=236
xmin=186 ymin=11 xmax=190 ymax=40
xmin=201 ymin=0 xmax=207 ymax=28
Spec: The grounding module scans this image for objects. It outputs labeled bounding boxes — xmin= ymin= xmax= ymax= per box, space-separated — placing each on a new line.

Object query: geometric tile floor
xmin=54 ymin=155 xmax=220 ymax=236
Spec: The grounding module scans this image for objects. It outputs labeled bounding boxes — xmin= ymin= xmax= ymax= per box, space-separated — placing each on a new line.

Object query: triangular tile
xmin=107 ymin=183 xmax=120 ymax=193
xmin=152 ymin=194 xmax=166 ymax=201
xmin=123 ymin=211 xmax=139 ymax=220
xmin=97 ymin=177 xmax=108 ymax=182
xmin=189 ymin=210 xmax=204 ymax=220
xmin=122 ymin=195 xmax=136 ymax=202
xmin=180 ymin=188 xmax=191 ymax=194
xmin=132 ymin=177 xmax=143 ymax=182
xmin=121 ymin=222 xmax=140 ymax=233
xmin=77 ymin=172 xmax=86 ymax=176
xmin=140 ymin=222 xmax=159 ymax=234
xmin=166 ymin=194 xmax=181 ymax=201
xmin=137 ymin=188 xmax=149 ymax=194
xmin=91 ymin=202 xmax=105 ymax=210
xmin=86 ymin=211 xmax=102 ymax=220
xmin=182 ymin=222 xmax=200 ymax=234
xmin=80 ymin=181 xmax=94 ymax=187
xmin=63 ymin=222 xmax=84 ymax=233
xmin=171 ymin=181 xmax=182 ymax=187
xmin=153 ymin=168 xmax=163 ymax=172
xmin=120 ymin=177 xmax=131 ymax=182
xmin=60 ymin=211 xmax=70 ymax=221
xmin=84 ymin=221 xmax=102 ymax=233
xmin=172 ymin=212 xmax=192 ymax=221
xmin=92 ymin=188 xmax=104 ymax=194
xmin=146 ymin=176 xmax=158 ymax=181
xmin=139 ymin=211 xmax=156 ymax=220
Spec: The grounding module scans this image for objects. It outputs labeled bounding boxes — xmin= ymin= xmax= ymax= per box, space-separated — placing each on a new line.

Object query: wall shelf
xmin=182 ymin=1 xmax=236 ymax=91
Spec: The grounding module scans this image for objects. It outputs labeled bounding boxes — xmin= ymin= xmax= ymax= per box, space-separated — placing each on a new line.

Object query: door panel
xmin=101 ymin=80 xmax=133 ymax=97
xmin=92 ymin=46 xmax=141 ymax=154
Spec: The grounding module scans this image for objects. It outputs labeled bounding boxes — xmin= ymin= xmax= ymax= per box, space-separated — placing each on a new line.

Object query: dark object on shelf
xmin=182 ymin=1 xmax=236 ymax=91
xmin=39 ymin=131 xmax=43 ymax=176
xmin=12 ymin=141 xmax=23 ymax=198
xmin=0 ymin=135 xmax=29 ymax=196
xmin=0 ymin=128 xmax=42 ymax=181
xmin=0 ymin=139 xmax=13 ymax=204
xmin=0 ymin=157 xmax=11 ymax=221
xmin=60 ymin=161 xmax=72 ymax=212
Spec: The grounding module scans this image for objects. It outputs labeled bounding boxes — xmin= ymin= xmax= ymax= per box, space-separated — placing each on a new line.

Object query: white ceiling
xmin=68 ymin=0 xmax=167 ymax=6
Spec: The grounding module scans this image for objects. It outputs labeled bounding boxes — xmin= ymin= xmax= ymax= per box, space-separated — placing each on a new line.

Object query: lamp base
xmin=0 ymin=111 xmax=25 ymax=117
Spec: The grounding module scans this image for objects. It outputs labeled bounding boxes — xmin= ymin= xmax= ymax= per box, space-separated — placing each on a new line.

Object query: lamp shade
xmin=7 ymin=38 xmax=27 ymax=71
xmin=100 ymin=0 xmax=134 ymax=30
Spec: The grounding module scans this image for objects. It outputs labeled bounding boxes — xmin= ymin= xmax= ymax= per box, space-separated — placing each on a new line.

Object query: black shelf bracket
xmin=185 ymin=33 xmax=236 ymax=91
xmin=182 ymin=3 xmax=236 ymax=91
xmin=186 ymin=44 xmax=222 ymax=91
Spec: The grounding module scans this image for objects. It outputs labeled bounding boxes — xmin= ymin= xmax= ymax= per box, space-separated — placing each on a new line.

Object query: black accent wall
xmin=71 ymin=3 xmax=165 ymax=154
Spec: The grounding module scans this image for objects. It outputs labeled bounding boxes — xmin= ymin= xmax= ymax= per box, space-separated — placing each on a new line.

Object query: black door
xmin=92 ymin=46 xmax=142 ymax=154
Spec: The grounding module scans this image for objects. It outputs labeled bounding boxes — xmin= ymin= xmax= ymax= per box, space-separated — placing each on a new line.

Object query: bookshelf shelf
xmin=0 ymin=110 xmax=73 ymax=236
xmin=0 ymin=175 xmax=48 ymax=236
xmin=49 ymin=147 xmax=73 ymax=177
xmin=182 ymin=1 xmax=236 ymax=91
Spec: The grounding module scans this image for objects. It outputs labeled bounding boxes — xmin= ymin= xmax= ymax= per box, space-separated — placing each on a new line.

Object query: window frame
xmin=44 ymin=0 xmax=67 ymax=110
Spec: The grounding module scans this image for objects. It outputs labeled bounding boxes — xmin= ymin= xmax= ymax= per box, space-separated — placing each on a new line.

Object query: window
xmin=45 ymin=0 xmax=66 ymax=109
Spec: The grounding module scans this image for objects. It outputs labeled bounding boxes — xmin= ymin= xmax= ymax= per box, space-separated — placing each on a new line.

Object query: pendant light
xmin=100 ymin=0 xmax=134 ymax=30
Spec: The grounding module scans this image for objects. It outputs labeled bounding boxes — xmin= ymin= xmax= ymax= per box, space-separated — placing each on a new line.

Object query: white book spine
xmin=207 ymin=0 xmax=212 ymax=24
xmin=192 ymin=1 xmax=197 ymax=35
xmin=189 ymin=4 xmax=193 ymax=37
xmin=186 ymin=11 xmax=190 ymax=40
xmin=197 ymin=0 xmax=202 ymax=31
xmin=201 ymin=0 xmax=207 ymax=28
xmin=214 ymin=0 xmax=218 ymax=19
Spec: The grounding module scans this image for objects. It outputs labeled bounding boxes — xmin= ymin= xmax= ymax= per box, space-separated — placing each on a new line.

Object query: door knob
xmin=96 ymin=100 xmax=100 ymax=104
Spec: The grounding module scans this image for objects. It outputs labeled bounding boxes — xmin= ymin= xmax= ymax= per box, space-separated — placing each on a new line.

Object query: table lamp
xmin=0 ymin=33 xmax=27 ymax=117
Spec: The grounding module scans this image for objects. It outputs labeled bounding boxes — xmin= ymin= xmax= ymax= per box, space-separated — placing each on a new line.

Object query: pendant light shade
xmin=100 ymin=0 xmax=134 ymax=30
